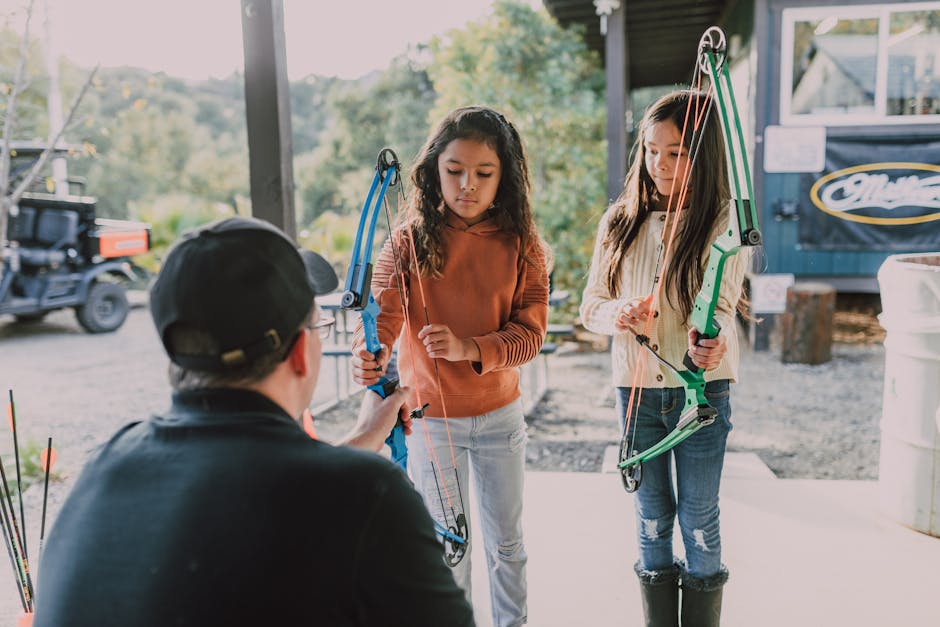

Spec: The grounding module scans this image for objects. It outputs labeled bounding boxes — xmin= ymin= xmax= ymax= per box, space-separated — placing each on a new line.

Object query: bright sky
xmin=3 ymin=0 xmax=542 ymax=81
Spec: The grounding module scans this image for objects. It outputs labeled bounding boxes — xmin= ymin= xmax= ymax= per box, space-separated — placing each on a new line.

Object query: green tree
xmin=0 ymin=2 xmax=98 ymax=249
xmin=290 ymin=75 xmax=341 ymax=155
xmin=294 ymin=57 xmax=435 ymax=226
xmin=182 ymin=134 xmax=249 ymax=208
xmin=131 ymin=193 xmax=240 ymax=270
xmin=85 ymin=104 xmax=208 ymax=217
xmin=67 ymin=68 xmax=250 ymax=220
xmin=427 ymin=0 xmax=607 ymax=310
xmin=0 ymin=26 xmax=49 ymax=140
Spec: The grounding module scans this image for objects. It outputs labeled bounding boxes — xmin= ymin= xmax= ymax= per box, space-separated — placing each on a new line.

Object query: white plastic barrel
xmin=877 ymin=253 xmax=940 ymax=536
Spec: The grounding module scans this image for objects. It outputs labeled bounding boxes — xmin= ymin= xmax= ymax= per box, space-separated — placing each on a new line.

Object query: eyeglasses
xmin=307 ymin=315 xmax=335 ymax=340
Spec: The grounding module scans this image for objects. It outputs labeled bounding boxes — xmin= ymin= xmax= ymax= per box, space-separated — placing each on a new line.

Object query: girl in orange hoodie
xmin=352 ymin=105 xmax=549 ymax=627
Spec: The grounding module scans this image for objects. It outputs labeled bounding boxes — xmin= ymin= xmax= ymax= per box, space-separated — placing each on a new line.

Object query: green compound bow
xmin=619 ymin=26 xmax=762 ymax=492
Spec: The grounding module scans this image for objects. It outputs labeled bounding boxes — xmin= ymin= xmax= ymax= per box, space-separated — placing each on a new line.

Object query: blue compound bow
xmin=342 ymin=148 xmax=468 ymax=565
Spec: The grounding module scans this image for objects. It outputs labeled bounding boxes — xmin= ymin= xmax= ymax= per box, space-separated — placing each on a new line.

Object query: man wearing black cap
xmin=35 ymin=217 xmax=475 ymax=626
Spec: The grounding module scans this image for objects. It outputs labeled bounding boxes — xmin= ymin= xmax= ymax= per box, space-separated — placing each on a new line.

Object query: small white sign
xmin=749 ymin=273 xmax=795 ymax=314
xmin=763 ymin=125 xmax=826 ymax=173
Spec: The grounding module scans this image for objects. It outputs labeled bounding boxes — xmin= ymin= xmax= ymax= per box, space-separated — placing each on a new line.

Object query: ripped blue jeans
xmin=409 ymin=397 xmax=528 ymax=627
xmin=617 ymin=380 xmax=732 ymax=581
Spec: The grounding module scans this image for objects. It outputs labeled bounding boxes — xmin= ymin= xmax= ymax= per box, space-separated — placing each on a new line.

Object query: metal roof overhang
xmin=542 ymin=0 xmax=734 ymax=88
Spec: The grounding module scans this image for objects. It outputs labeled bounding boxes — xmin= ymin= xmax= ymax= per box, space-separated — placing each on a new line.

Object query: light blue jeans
xmin=617 ymin=380 xmax=732 ymax=583
xmin=409 ymin=397 xmax=528 ymax=627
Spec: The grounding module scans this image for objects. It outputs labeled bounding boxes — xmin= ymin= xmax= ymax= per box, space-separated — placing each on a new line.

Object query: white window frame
xmin=780 ymin=2 xmax=940 ymax=126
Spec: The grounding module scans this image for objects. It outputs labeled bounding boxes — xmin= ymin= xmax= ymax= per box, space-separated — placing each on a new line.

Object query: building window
xmin=781 ymin=3 xmax=940 ymax=125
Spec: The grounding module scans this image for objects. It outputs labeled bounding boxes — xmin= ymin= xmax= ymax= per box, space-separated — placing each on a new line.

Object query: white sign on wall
xmin=763 ymin=125 xmax=826 ymax=173
xmin=749 ymin=273 xmax=796 ymax=314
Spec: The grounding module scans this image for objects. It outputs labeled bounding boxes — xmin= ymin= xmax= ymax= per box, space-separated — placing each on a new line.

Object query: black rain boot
xmin=634 ymin=561 xmax=680 ymax=627
xmin=679 ymin=563 xmax=729 ymax=627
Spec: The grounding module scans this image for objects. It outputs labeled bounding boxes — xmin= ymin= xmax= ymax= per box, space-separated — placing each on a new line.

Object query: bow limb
xmin=618 ymin=27 xmax=762 ymax=493
xmin=677 ymin=26 xmax=762 ymax=417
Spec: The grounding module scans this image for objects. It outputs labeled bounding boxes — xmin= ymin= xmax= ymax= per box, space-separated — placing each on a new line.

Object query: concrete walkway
xmin=469 ymin=452 xmax=940 ymax=626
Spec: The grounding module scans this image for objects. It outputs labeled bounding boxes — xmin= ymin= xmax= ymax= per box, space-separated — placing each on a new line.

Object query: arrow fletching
xmin=40 ymin=447 xmax=56 ymax=473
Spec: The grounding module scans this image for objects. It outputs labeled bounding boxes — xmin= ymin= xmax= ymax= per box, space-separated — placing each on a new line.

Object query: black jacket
xmin=35 ymin=388 xmax=474 ymax=626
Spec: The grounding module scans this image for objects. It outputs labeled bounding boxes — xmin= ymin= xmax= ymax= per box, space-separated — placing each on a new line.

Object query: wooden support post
xmin=240 ymin=0 xmax=296 ymax=237
xmin=780 ymin=282 xmax=835 ymax=365
xmin=604 ymin=4 xmax=628 ymax=204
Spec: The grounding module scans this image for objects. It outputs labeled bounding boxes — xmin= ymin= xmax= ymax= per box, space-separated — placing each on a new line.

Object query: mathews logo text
xmin=809 ymin=162 xmax=940 ymax=225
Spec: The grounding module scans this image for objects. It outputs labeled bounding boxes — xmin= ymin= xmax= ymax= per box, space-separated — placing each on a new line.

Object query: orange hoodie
xmin=353 ymin=212 xmax=549 ymax=417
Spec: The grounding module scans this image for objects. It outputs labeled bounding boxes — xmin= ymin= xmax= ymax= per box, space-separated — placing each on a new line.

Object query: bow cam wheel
xmin=443 ymin=513 xmax=469 ymax=567
xmin=376 ymin=148 xmax=401 ymax=186
xmin=698 ymin=26 xmax=727 ymax=74
xmin=621 ymin=460 xmax=642 ymax=493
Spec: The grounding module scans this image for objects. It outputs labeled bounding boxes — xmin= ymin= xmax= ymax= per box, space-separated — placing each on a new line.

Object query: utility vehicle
xmin=1 ymin=142 xmax=150 ymax=332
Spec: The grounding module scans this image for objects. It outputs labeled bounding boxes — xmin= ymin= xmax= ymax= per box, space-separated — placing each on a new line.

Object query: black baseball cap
xmin=150 ymin=216 xmax=338 ymax=371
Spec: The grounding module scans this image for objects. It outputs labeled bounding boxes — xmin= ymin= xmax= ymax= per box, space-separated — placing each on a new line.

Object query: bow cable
xmin=381 ymin=160 xmax=469 ymax=566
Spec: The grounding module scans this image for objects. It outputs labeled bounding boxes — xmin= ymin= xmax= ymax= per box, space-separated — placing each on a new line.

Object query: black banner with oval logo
xmin=799 ymin=137 xmax=940 ymax=250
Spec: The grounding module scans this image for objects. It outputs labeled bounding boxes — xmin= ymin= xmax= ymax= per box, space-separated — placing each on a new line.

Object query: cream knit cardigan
xmin=580 ymin=209 xmax=750 ymax=389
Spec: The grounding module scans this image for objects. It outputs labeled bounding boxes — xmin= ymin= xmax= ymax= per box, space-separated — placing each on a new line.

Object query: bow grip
xmin=361 ymin=307 xmax=406 ymax=468
xmin=682 ymin=321 xmax=722 ymax=374
xmin=385 ymin=423 xmax=407 ymax=469
xmin=367 ymin=377 xmax=406 ymax=470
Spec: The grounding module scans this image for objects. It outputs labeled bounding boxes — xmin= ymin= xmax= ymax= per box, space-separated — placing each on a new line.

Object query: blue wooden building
xmin=544 ymin=0 xmax=940 ymax=292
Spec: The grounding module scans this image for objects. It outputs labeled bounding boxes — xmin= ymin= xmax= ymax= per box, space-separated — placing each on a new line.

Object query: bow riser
xmin=682 ymin=233 xmax=741 ymax=377
xmin=689 ymin=232 xmax=740 ymax=338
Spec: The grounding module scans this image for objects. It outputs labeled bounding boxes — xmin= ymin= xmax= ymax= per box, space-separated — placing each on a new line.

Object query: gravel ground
xmin=475 ymin=338 xmax=882 ymax=480
xmin=727 ymin=340 xmax=883 ymax=480
xmin=0 ymin=294 xmax=887 ymax=622
xmin=520 ymin=295 xmax=887 ymax=480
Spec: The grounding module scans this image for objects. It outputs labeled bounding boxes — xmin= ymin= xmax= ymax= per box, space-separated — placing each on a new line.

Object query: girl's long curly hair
xmin=600 ymin=89 xmax=730 ymax=321
xmin=405 ymin=105 xmax=541 ymax=277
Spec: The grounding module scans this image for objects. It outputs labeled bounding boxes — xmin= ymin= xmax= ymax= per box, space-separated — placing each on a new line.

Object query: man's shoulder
xmin=89 ymin=419 xmax=150 ymax=458
xmin=307 ymin=441 xmax=405 ymax=485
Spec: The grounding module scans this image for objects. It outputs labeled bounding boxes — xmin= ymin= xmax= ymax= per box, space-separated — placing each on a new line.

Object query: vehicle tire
xmin=14 ymin=311 xmax=49 ymax=324
xmin=75 ymin=282 xmax=129 ymax=333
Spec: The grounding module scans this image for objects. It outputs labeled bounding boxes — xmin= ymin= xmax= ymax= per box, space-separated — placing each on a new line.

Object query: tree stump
xmin=780 ymin=282 xmax=835 ymax=364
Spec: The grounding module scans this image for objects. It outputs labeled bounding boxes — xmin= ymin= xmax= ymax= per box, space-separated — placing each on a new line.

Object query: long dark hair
xmin=406 ymin=105 xmax=539 ymax=277
xmin=601 ymin=89 xmax=729 ymax=321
